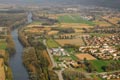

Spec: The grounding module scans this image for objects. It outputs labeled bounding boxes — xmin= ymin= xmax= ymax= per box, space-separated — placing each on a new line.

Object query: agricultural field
xmin=58 ymin=15 xmax=95 ymax=26
xmin=94 ymin=20 xmax=111 ymax=27
xmin=25 ymin=25 xmax=51 ymax=34
xmin=47 ymin=38 xmax=60 ymax=48
xmin=0 ymin=50 xmax=5 ymax=57
xmin=60 ymin=23 xmax=93 ymax=29
xmin=55 ymin=38 xmax=84 ymax=46
xmin=103 ymin=16 xmax=120 ymax=25
xmin=0 ymin=58 xmax=5 ymax=80
xmin=48 ymin=30 xmax=59 ymax=35
xmin=75 ymin=53 xmax=96 ymax=60
xmin=74 ymin=29 xmax=84 ymax=33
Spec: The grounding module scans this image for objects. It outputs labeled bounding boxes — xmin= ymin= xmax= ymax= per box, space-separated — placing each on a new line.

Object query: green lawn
xmin=90 ymin=60 xmax=108 ymax=72
xmin=58 ymin=15 xmax=95 ymax=26
xmin=65 ymin=48 xmax=78 ymax=61
xmin=0 ymin=41 xmax=7 ymax=50
xmin=65 ymin=48 xmax=75 ymax=53
xmin=47 ymin=38 xmax=59 ymax=48
xmin=90 ymin=60 xmax=120 ymax=72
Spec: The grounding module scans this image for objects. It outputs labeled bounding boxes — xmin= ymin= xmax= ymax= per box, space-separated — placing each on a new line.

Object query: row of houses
xmin=83 ymin=35 xmax=120 ymax=46
xmin=100 ymin=72 xmax=120 ymax=80
xmin=81 ymin=15 xmax=94 ymax=21
xmin=79 ymin=44 xmax=120 ymax=60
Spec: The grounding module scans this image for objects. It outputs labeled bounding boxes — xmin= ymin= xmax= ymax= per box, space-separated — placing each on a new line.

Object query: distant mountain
xmin=0 ymin=0 xmax=120 ymax=9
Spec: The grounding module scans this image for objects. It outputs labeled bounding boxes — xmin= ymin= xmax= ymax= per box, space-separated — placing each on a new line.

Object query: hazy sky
xmin=0 ymin=0 xmax=120 ymax=9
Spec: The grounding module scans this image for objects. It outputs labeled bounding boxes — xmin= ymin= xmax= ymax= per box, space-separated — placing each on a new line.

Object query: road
xmin=43 ymin=40 xmax=64 ymax=80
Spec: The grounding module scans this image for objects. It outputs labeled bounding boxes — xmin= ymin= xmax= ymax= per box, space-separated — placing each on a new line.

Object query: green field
xmin=65 ymin=48 xmax=75 ymax=53
xmin=58 ymin=15 xmax=95 ymax=26
xmin=0 ymin=41 xmax=7 ymax=50
xmin=90 ymin=60 xmax=120 ymax=72
xmin=47 ymin=38 xmax=59 ymax=48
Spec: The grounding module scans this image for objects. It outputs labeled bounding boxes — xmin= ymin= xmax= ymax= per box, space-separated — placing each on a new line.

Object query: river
xmin=10 ymin=12 xmax=32 ymax=80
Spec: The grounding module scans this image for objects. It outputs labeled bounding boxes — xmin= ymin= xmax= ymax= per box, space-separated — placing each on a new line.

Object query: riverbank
xmin=18 ymin=18 xmax=59 ymax=80
xmin=8 ymin=12 xmax=33 ymax=80
xmin=0 ymin=32 xmax=14 ymax=80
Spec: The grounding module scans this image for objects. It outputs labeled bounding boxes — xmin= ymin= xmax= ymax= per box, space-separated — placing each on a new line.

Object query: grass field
xmin=58 ymin=15 xmax=95 ymax=26
xmin=90 ymin=60 xmax=120 ymax=72
xmin=0 ymin=41 xmax=7 ymax=50
xmin=47 ymin=38 xmax=59 ymax=48
xmin=65 ymin=48 xmax=75 ymax=53
xmin=48 ymin=31 xmax=59 ymax=35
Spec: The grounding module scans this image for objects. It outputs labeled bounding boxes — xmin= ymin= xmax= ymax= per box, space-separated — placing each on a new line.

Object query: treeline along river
xmin=9 ymin=12 xmax=32 ymax=80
